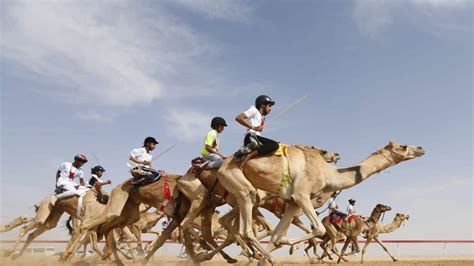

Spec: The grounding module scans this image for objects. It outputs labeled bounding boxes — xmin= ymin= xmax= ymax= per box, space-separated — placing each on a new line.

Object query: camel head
xmin=318 ymin=149 xmax=341 ymax=164
xmin=396 ymin=213 xmax=410 ymax=221
xmin=375 ymin=203 xmax=392 ymax=213
xmin=382 ymin=140 xmax=425 ymax=163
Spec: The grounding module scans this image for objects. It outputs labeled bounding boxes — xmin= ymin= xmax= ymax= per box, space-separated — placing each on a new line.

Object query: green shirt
xmin=201 ymin=129 xmax=219 ymax=156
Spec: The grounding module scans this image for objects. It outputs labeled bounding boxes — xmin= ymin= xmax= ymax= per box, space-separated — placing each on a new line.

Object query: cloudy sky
xmin=1 ymin=0 xmax=472 ymax=256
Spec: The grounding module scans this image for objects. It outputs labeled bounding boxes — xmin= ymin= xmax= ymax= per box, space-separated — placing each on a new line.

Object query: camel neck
xmin=326 ymin=150 xmax=394 ymax=190
xmin=381 ymin=217 xmax=404 ymax=233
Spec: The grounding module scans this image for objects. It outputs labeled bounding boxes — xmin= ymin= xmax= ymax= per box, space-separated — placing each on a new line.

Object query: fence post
xmin=397 ymin=243 xmax=400 ymax=257
xmin=443 ymin=243 xmax=447 ymax=256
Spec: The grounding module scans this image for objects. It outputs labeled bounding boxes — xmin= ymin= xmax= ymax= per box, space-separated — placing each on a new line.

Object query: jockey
xmin=87 ymin=165 xmax=111 ymax=192
xmin=128 ymin=136 xmax=162 ymax=183
xmin=235 ymin=95 xmax=279 ymax=169
xmin=200 ymin=117 xmax=228 ymax=169
xmin=51 ymin=154 xmax=88 ymax=205
xmin=346 ymin=198 xmax=357 ymax=215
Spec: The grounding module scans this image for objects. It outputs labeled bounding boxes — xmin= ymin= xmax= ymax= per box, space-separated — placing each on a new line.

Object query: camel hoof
xmin=226 ymin=257 xmax=238 ymax=264
xmin=289 ymin=244 xmax=300 ymax=255
xmin=11 ymin=253 xmax=20 ymax=261
xmin=393 ymin=258 xmax=398 ymax=262
xmin=3 ymin=249 xmax=14 ymax=257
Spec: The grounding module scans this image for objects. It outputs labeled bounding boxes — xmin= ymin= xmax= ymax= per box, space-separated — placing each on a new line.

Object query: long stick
xmin=266 ymin=93 xmax=310 ymax=124
xmin=152 ymin=145 xmax=176 ymax=162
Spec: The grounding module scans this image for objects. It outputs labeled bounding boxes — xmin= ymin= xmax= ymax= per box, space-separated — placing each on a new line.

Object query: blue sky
xmin=1 ymin=0 xmax=472 ymax=256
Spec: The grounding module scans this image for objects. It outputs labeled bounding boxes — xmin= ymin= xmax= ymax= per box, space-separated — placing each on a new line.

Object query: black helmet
xmin=143 ymin=136 xmax=159 ymax=146
xmin=91 ymin=165 xmax=106 ymax=174
xmin=210 ymin=117 xmax=228 ymax=129
xmin=349 ymin=199 xmax=356 ymax=203
xmin=255 ymin=95 xmax=275 ymax=108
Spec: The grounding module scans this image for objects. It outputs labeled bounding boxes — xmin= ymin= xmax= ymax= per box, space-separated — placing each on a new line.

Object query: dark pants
xmin=244 ymin=134 xmax=279 ymax=156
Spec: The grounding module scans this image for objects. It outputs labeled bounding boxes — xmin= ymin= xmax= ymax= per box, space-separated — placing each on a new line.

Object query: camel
xmin=216 ymin=140 xmax=424 ymax=263
xmin=5 ymin=189 xmax=105 ymax=260
xmin=175 ymin=147 xmax=342 ymax=263
xmin=319 ymin=203 xmax=392 ymax=262
xmin=75 ymin=174 xmax=221 ymax=265
xmin=359 ymin=212 xmax=410 ymax=263
xmin=0 ymin=216 xmax=32 ymax=233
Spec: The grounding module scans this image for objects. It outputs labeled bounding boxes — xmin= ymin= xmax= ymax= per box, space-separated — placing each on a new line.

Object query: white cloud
xmin=75 ymin=110 xmax=115 ymax=123
xmin=164 ymin=109 xmax=211 ymax=142
xmin=0 ymin=1 xmax=244 ymax=107
xmin=170 ymin=0 xmax=252 ymax=22
xmin=353 ymin=0 xmax=471 ymax=38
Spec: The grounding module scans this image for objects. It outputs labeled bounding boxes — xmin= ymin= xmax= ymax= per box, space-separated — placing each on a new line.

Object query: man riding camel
xmin=51 ymin=154 xmax=88 ymax=205
xmin=128 ymin=136 xmax=163 ymax=184
xmin=200 ymin=117 xmax=228 ymax=169
xmin=87 ymin=165 xmax=111 ymax=202
xmin=235 ymin=95 xmax=279 ymax=169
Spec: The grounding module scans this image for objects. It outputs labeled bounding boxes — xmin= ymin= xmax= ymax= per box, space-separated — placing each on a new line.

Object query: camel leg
xmin=360 ymin=235 xmax=373 ymax=263
xmin=142 ymin=219 xmax=180 ymax=263
xmin=286 ymin=194 xmax=326 ymax=246
xmin=264 ymin=202 xmax=300 ymax=256
xmin=107 ymin=229 xmax=125 ymax=266
xmin=337 ymin=237 xmax=353 ymax=264
xmin=3 ymin=221 xmax=39 ymax=257
xmin=90 ymin=231 xmax=103 ymax=257
xmin=200 ymin=207 xmax=238 ymax=263
xmin=81 ymin=183 xmax=131 ymax=231
xmin=374 ymin=236 xmax=397 ymax=262
xmin=177 ymin=179 xmax=208 ymax=229
xmin=11 ymin=210 xmax=63 ymax=260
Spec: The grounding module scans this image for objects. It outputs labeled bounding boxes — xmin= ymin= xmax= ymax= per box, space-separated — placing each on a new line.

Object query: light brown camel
xmin=5 ymin=189 xmax=105 ymax=260
xmin=359 ymin=212 xmax=410 ymax=263
xmin=75 ymin=174 xmax=216 ymax=265
xmin=173 ymin=147 xmax=341 ymax=263
xmin=319 ymin=203 xmax=392 ymax=262
xmin=0 ymin=216 xmax=33 ymax=233
xmin=216 ymin=140 xmax=424 ymax=263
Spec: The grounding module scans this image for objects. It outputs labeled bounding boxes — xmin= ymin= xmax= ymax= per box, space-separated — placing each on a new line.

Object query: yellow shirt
xmin=201 ymin=129 xmax=219 ymax=156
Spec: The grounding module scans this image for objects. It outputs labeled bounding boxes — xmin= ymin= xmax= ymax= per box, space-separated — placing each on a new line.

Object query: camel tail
xmin=65 ymin=216 xmax=74 ymax=236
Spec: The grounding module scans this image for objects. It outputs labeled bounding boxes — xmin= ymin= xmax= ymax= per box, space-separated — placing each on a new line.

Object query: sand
xmin=1 ymin=255 xmax=473 ymax=265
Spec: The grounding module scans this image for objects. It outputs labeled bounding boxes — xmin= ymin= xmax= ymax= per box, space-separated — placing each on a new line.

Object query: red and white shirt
xmin=57 ymin=162 xmax=84 ymax=185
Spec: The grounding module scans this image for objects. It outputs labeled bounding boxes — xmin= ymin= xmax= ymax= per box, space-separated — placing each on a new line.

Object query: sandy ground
xmin=0 ymin=255 xmax=473 ymax=266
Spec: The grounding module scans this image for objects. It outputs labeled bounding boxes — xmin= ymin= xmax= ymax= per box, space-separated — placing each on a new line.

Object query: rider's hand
xmin=142 ymin=160 xmax=151 ymax=166
xmin=253 ymin=126 xmax=264 ymax=132
xmin=107 ymin=180 xmax=112 ymax=184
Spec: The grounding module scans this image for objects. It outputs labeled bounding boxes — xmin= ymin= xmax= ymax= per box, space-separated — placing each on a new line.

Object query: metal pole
xmin=397 ymin=243 xmax=400 ymax=257
xmin=444 ymin=243 xmax=447 ymax=256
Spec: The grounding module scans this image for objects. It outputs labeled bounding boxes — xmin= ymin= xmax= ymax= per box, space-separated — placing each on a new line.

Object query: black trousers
xmin=244 ymin=134 xmax=279 ymax=156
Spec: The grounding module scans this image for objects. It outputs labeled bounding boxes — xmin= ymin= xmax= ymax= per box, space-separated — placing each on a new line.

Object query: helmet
xmin=210 ymin=117 xmax=228 ymax=129
xmin=255 ymin=95 xmax=275 ymax=108
xmin=74 ymin=154 xmax=88 ymax=163
xmin=144 ymin=136 xmax=159 ymax=146
xmin=91 ymin=165 xmax=106 ymax=174
xmin=349 ymin=199 xmax=356 ymax=203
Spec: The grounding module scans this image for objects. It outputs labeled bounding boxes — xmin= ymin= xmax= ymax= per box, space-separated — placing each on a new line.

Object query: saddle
xmin=187 ymin=157 xmax=208 ymax=177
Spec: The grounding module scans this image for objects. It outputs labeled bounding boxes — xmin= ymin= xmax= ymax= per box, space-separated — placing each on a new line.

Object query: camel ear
xmin=388 ymin=140 xmax=395 ymax=147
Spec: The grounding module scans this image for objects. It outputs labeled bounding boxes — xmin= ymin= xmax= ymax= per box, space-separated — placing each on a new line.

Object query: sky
xmin=0 ymin=0 xmax=472 ymax=257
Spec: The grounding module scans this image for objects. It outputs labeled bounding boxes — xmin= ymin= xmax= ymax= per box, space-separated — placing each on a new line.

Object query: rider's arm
xmin=235 ymin=113 xmax=254 ymax=130
xmin=79 ymin=178 xmax=85 ymax=187
xmin=205 ymin=145 xmax=226 ymax=158
xmin=129 ymin=155 xmax=150 ymax=166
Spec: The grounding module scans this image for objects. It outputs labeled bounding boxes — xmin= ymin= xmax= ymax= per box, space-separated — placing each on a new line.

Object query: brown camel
xmin=5 ymin=189 xmax=105 ymax=260
xmin=216 ymin=140 xmax=424 ymax=263
xmin=320 ymin=203 xmax=392 ymax=262
xmin=359 ymin=212 xmax=410 ymax=263
xmin=0 ymin=216 xmax=33 ymax=233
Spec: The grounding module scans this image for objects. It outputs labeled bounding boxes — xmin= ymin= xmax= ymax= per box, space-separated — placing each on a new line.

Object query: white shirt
xmin=346 ymin=205 xmax=356 ymax=215
xmin=57 ymin=162 xmax=84 ymax=185
xmin=127 ymin=147 xmax=152 ymax=169
xmin=243 ymin=105 xmax=263 ymax=136
xmin=328 ymin=197 xmax=337 ymax=211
